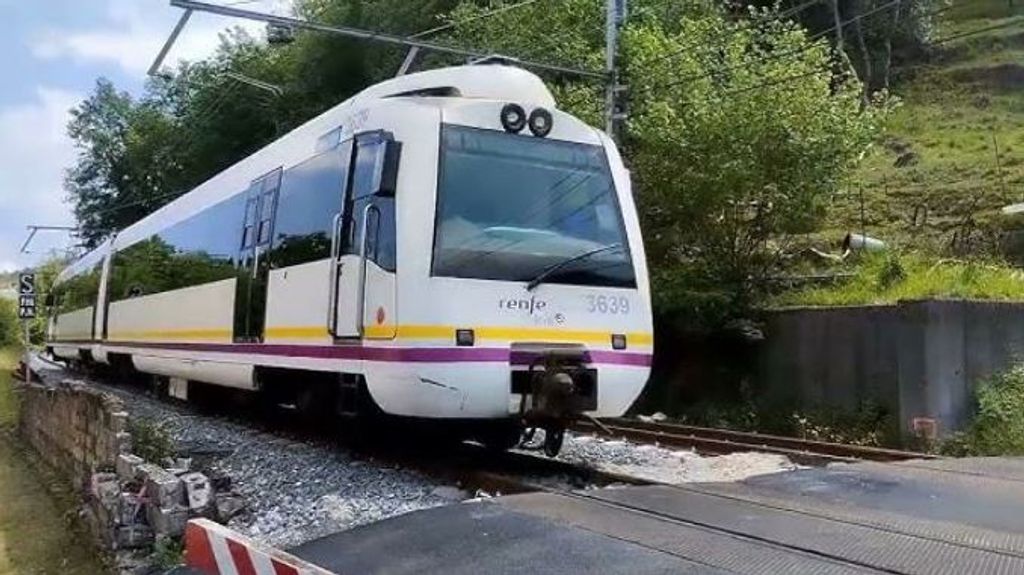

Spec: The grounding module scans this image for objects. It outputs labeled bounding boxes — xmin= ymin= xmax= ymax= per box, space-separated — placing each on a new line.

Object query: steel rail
xmin=573 ymin=418 xmax=937 ymax=466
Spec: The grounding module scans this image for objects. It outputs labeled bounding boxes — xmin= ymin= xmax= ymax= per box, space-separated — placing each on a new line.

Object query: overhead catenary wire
xmin=652 ymin=0 xmax=957 ymax=94
xmin=931 ymin=16 xmax=1024 ymax=45
xmin=645 ymin=0 xmax=825 ymax=68
xmin=170 ymin=0 xmax=605 ymax=79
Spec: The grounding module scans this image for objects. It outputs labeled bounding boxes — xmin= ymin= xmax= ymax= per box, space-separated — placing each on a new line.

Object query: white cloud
xmin=31 ymin=0 xmax=289 ymax=75
xmin=0 ymin=88 xmax=80 ymax=269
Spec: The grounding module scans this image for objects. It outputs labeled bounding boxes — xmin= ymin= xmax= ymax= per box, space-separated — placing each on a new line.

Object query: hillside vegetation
xmin=826 ymin=0 xmax=1024 ymax=254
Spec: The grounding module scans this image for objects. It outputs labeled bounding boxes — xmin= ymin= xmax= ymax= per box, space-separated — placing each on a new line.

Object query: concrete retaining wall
xmin=17 ymin=379 xmax=131 ymax=486
xmin=759 ymin=299 xmax=1024 ymax=437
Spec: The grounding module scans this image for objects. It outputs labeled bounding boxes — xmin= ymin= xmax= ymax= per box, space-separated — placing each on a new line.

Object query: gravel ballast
xmin=32 ymin=359 xmax=797 ymax=548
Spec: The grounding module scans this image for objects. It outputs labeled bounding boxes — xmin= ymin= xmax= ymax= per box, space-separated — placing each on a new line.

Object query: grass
xmin=0 ymin=348 xmax=109 ymax=574
xmin=772 ymin=252 xmax=1024 ymax=306
xmin=821 ymin=1 xmax=1024 ymax=254
xmin=942 ymin=362 xmax=1024 ymax=456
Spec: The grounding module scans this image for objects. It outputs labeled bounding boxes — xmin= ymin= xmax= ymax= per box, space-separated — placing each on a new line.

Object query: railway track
xmin=32 ymin=354 xmax=650 ymax=498
xmin=573 ymin=417 xmax=938 ymax=466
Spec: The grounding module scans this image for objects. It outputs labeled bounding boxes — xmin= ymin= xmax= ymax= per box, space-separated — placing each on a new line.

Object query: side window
xmin=343 ymin=134 xmax=395 ymax=265
xmin=52 ymin=263 xmax=102 ymax=314
xmin=109 ymin=193 xmax=246 ymax=302
xmin=365 ymin=197 xmax=396 ymax=272
xmin=257 ymin=172 xmax=280 ymax=246
xmin=269 ymin=142 xmax=352 ymax=268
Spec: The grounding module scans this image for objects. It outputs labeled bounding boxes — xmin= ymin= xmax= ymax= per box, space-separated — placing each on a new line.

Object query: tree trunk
xmin=853 ymin=1 xmax=873 ymax=102
xmin=829 ymin=0 xmax=856 ymax=78
xmin=881 ymin=0 xmax=902 ymax=91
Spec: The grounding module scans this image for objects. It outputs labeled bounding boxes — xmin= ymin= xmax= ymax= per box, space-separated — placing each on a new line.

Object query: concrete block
xmin=90 ymin=472 xmax=120 ymax=510
xmin=182 ymin=472 xmax=212 ymax=511
xmin=109 ymin=411 xmax=128 ymax=434
xmin=214 ymin=492 xmax=246 ymax=522
xmin=140 ymin=464 xmax=184 ymax=508
xmin=147 ymin=505 xmax=188 ymax=537
xmin=114 ymin=525 xmax=154 ymax=549
xmin=115 ymin=431 xmax=132 ymax=454
xmin=116 ymin=453 xmax=144 ymax=483
xmin=119 ymin=492 xmax=144 ymax=526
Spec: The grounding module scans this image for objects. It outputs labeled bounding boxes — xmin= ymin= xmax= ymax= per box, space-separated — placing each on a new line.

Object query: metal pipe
xmin=148 ymin=8 xmax=194 ymax=76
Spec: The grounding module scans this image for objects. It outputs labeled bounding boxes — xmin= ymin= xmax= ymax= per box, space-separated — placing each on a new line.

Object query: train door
xmin=236 ymin=169 xmax=281 ymax=342
xmin=330 ymin=131 xmax=400 ymax=339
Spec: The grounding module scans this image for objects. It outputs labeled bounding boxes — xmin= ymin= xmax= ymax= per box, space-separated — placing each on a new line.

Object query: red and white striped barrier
xmin=184 ymin=519 xmax=336 ymax=575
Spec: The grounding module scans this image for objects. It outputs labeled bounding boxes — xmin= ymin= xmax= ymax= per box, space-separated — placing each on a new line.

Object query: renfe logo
xmin=499 ymin=295 xmax=548 ymax=315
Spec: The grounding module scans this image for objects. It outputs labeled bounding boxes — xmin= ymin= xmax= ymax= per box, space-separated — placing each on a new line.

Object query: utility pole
xmin=605 ymin=0 xmax=627 ymax=141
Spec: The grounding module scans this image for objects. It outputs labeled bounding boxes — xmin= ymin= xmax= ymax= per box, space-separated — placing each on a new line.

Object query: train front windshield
xmin=432 ymin=124 xmax=636 ymax=288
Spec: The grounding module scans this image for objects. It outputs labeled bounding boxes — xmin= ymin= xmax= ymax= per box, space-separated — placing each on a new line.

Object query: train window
xmin=351 ymin=138 xmax=383 ymax=200
xmin=342 ymin=133 xmax=397 ymax=270
xmin=109 ymin=193 xmax=246 ymax=303
xmin=52 ymin=262 xmax=102 ymax=314
xmin=432 ymin=125 xmax=636 ymax=288
xmin=357 ymin=196 xmax=396 ymax=272
xmin=269 ymin=142 xmax=353 ymax=268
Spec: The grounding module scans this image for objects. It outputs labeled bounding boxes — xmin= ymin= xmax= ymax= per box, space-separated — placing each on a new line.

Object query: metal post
xmin=148 ymin=9 xmax=194 ymax=77
xmin=604 ymin=0 xmax=619 ymax=139
xmin=23 ymin=321 xmax=30 ymax=385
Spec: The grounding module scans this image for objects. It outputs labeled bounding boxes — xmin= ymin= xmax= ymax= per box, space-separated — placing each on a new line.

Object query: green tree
xmin=444 ymin=0 xmax=887 ymax=323
xmin=0 ymin=298 xmax=18 ymax=348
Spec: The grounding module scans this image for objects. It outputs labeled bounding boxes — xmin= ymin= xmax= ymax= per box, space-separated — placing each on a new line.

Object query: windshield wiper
xmin=526 ymin=243 xmax=624 ymax=291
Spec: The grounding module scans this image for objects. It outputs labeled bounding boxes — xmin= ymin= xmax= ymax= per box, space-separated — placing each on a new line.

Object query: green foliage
xmin=127 ymin=419 xmax=175 ymax=464
xmin=674 ymin=396 xmax=894 ymax=447
xmin=444 ymin=1 xmax=887 ymax=325
xmin=943 ymin=363 xmax=1024 ymax=456
xmin=65 ymin=2 xmax=461 ymax=247
xmin=151 ymin=537 xmax=185 ymax=570
xmin=0 ymin=300 xmax=19 ymax=349
xmin=773 ymin=252 xmax=1024 ymax=306
xmin=64 ymin=0 xmax=889 ymax=328
xmin=824 ymin=3 xmax=1024 ymax=257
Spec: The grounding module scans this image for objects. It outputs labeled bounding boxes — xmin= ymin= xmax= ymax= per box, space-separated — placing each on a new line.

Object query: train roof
xmin=59 ymin=64 xmax=560 ymax=279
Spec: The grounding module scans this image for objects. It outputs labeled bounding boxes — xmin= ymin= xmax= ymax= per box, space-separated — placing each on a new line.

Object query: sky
xmin=0 ymin=0 xmax=288 ymax=273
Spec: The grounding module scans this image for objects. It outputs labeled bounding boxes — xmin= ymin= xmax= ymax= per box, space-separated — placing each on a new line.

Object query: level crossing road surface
xmin=282 ymin=456 xmax=1024 ymax=574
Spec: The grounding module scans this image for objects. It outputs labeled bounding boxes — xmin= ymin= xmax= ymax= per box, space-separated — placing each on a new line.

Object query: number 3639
xmin=586 ymin=295 xmax=630 ymax=314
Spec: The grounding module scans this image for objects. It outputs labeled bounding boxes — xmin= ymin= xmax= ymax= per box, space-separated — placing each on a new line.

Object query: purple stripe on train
xmin=92 ymin=340 xmax=653 ymax=366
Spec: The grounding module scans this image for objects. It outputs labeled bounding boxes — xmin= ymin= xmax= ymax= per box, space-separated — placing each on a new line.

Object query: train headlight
xmin=528 ymin=108 xmax=553 ymax=137
xmin=500 ymin=104 xmax=527 ymax=133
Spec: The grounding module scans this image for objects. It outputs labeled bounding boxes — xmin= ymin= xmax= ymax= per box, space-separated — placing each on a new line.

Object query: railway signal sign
xmin=18 ymin=273 xmax=36 ymax=319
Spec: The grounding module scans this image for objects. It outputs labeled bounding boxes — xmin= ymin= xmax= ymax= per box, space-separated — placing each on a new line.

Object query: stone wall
xmin=17 ymin=379 xmax=131 ymax=486
xmin=757 ymin=299 xmax=1024 ymax=438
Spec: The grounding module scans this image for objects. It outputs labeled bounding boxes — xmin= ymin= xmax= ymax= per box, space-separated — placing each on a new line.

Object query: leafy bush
xmin=0 ymin=299 xmax=20 ymax=348
xmin=127 ymin=419 xmax=175 ymax=463
xmin=943 ymin=364 xmax=1024 ymax=456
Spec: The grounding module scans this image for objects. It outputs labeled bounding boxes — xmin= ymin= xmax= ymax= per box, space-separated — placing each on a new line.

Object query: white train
xmin=46 ymin=64 xmax=653 ymax=454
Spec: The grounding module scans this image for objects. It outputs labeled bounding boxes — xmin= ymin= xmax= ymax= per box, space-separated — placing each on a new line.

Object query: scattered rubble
xmin=32 ymin=363 xmax=456 ymax=550
xmin=555 ymin=432 xmax=798 ymax=484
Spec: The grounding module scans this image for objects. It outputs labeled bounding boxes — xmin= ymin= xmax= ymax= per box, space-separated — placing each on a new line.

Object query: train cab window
xmin=432 ymin=125 xmax=635 ymax=288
